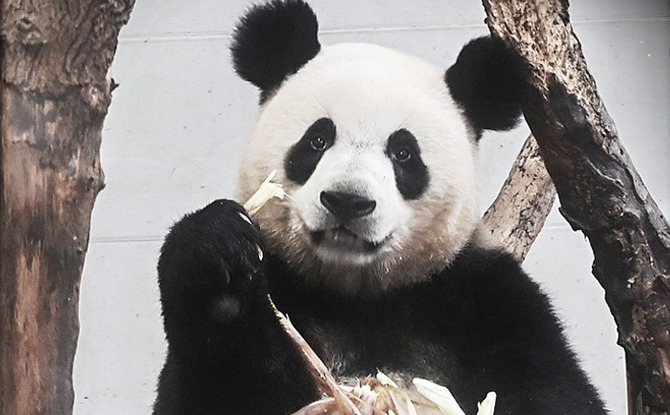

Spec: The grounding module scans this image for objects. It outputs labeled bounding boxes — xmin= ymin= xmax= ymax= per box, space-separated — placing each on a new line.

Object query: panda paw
xmin=158 ymin=199 xmax=266 ymax=324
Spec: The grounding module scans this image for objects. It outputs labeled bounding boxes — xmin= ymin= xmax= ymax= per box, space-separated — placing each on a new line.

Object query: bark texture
xmin=482 ymin=1 xmax=670 ymax=414
xmin=0 ymin=1 xmax=134 ymax=414
xmin=481 ymin=134 xmax=556 ymax=262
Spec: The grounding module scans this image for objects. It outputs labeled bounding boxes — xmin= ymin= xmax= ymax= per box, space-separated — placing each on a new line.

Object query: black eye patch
xmin=386 ymin=129 xmax=429 ymax=200
xmin=285 ymin=118 xmax=336 ymax=185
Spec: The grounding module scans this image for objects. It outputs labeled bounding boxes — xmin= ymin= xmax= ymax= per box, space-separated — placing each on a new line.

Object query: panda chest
xmin=291 ymin=308 xmax=460 ymax=386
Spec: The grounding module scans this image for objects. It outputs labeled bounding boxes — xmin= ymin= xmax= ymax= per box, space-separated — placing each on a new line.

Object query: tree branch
xmin=481 ymin=134 xmax=556 ymax=262
xmin=482 ymin=1 xmax=670 ymax=414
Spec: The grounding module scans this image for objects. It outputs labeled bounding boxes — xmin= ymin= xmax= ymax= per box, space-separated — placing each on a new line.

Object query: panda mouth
xmin=311 ymin=227 xmax=381 ymax=255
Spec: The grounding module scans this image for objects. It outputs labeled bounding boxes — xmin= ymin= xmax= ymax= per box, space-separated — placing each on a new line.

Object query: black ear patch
xmin=445 ymin=36 xmax=525 ymax=137
xmin=231 ymin=0 xmax=321 ymax=102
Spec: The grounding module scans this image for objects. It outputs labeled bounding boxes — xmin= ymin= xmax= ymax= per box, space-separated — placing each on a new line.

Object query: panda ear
xmin=445 ymin=36 xmax=525 ymax=137
xmin=231 ymin=0 xmax=321 ymax=101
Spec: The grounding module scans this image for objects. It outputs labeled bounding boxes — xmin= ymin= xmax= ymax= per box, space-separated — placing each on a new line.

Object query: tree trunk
xmin=482 ymin=1 xmax=670 ymax=414
xmin=0 ymin=1 xmax=134 ymax=414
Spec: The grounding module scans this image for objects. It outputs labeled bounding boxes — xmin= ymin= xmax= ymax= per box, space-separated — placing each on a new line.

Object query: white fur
xmin=237 ymin=43 xmax=479 ymax=296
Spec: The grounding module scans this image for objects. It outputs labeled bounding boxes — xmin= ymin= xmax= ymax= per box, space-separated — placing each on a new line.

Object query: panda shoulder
xmin=436 ymin=244 xmax=558 ymax=321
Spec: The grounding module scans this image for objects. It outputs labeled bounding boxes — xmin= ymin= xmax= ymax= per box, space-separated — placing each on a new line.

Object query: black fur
xmin=154 ymin=200 xmax=607 ymax=415
xmin=445 ymin=36 xmax=525 ymax=137
xmin=386 ymin=129 xmax=430 ymax=199
xmin=285 ymin=117 xmax=336 ymax=185
xmin=230 ymin=0 xmax=320 ymax=102
xmin=154 ymin=200 xmax=320 ymax=415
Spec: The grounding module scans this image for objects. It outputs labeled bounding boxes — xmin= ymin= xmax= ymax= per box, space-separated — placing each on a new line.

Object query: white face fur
xmin=237 ymin=43 xmax=480 ymax=296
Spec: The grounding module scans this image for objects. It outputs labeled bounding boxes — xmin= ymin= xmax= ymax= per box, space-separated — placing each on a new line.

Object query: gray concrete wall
xmin=73 ymin=1 xmax=669 ymax=414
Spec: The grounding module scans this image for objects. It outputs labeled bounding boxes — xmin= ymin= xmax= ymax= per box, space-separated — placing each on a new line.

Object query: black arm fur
xmin=154 ymin=200 xmax=607 ymax=415
xmin=153 ymin=200 xmax=320 ymax=415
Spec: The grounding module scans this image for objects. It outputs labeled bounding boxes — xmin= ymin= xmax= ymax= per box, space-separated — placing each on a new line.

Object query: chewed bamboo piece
xmin=244 ymin=172 xmax=496 ymax=415
xmin=243 ymin=170 xmax=286 ymax=216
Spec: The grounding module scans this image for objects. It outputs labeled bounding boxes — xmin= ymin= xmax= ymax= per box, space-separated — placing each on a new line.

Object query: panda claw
xmin=256 ymin=244 xmax=264 ymax=262
xmin=238 ymin=211 xmax=253 ymax=225
xmin=221 ymin=269 xmax=231 ymax=285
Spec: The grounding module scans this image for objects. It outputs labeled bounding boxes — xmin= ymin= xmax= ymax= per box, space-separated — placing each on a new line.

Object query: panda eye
xmin=310 ymin=135 xmax=327 ymax=151
xmin=391 ymin=147 xmax=412 ymax=163
xmin=285 ymin=118 xmax=336 ymax=185
xmin=386 ymin=128 xmax=429 ymax=200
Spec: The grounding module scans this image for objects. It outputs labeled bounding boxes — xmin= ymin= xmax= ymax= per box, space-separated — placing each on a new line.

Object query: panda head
xmin=232 ymin=0 xmax=524 ymax=296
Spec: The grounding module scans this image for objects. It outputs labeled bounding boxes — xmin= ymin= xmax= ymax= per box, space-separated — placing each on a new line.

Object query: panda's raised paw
xmin=158 ymin=198 xmax=267 ymax=324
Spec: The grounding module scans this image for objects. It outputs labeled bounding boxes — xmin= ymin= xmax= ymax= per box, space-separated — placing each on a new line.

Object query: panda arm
xmin=439 ymin=248 xmax=607 ymax=415
xmin=154 ymin=199 xmax=320 ymax=415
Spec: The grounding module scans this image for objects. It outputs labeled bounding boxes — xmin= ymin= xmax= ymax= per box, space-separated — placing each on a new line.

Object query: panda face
xmin=237 ymin=43 xmax=480 ymax=295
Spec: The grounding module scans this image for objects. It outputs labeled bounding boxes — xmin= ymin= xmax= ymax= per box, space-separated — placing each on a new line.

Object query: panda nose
xmin=320 ymin=191 xmax=376 ymax=221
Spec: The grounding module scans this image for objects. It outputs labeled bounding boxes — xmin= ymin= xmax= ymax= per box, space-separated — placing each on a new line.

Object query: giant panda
xmin=153 ymin=1 xmax=608 ymax=414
